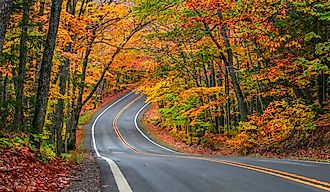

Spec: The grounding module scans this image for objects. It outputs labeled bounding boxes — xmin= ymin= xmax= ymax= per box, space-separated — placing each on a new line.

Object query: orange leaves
xmin=229 ymin=100 xmax=316 ymax=151
xmin=0 ymin=147 xmax=73 ymax=191
xmin=185 ymin=0 xmax=233 ymax=11
xmin=180 ymin=87 xmax=222 ymax=100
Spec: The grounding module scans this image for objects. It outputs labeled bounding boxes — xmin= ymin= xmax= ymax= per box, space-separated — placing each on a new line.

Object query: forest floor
xmin=0 ymin=145 xmax=73 ymax=191
xmin=141 ymin=105 xmax=330 ymax=162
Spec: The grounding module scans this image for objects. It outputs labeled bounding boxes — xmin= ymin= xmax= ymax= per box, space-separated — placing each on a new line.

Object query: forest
xmin=137 ymin=0 xmax=330 ymax=156
xmin=0 ymin=0 xmax=329 ymax=189
xmin=0 ymin=0 xmax=153 ymax=156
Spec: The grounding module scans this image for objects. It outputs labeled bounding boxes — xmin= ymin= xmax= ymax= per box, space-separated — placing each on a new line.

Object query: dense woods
xmin=135 ymin=0 xmax=330 ymax=154
xmin=0 ymin=0 xmax=152 ymax=156
xmin=0 ymin=0 xmax=329 ymax=159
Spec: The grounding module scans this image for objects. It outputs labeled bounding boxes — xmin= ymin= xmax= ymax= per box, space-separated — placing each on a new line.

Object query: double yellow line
xmin=112 ymin=95 xmax=143 ymax=153
xmin=112 ymin=95 xmax=330 ymax=191
xmin=178 ymin=156 xmax=330 ymax=191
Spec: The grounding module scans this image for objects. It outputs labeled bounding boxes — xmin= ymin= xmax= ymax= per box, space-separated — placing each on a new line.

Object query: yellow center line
xmin=219 ymin=159 xmax=330 ymax=187
xmin=177 ymin=156 xmax=330 ymax=191
xmin=111 ymin=96 xmax=330 ymax=191
xmin=112 ymin=95 xmax=143 ymax=153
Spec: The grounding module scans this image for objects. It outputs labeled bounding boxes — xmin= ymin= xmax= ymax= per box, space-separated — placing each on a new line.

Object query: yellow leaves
xmin=189 ymin=104 xmax=210 ymax=116
xmin=56 ymin=26 xmax=73 ymax=49
xmin=0 ymin=67 xmax=12 ymax=77
xmin=140 ymin=79 xmax=172 ymax=103
xmin=285 ymin=40 xmax=302 ymax=49
xmin=229 ymin=100 xmax=316 ymax=151
xmin=180 ymin=87 xmax=222 ymax=100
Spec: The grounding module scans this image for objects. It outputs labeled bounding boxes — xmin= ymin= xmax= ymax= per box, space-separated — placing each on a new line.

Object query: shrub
xmin=228 ymin=100 xmax=316 ymax=153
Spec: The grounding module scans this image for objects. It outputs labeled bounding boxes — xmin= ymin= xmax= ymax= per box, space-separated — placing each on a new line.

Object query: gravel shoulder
xmin=62 ymin=152 xmax=101 ymax=192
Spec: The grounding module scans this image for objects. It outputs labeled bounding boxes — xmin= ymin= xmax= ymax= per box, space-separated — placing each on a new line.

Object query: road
xmin=92 ymin=92 xmax=330 ymax=192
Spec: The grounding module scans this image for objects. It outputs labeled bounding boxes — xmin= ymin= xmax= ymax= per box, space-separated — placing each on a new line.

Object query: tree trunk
xmin=201 ymin=10 xmax=248 ymax=121
xmin=202 ymin=62 xmax=209 ymax=87
xmin=13 ymin=0 xmax=31 ymax=130
xmin=32 ymin=0 xmax=63 ymax=136
xmin=0 ymin=0 xmax=13 ymax=58
xmin=217 ymin=12 xmax=248 ymax=121
xmin=318 ymin=72 xmax=328 ymax=106
xmin=224 ymin=66 xmax=230 ymax=132
xmin=53 ymin=61 xmax=69 ymax=155
xmin=0 ymin=74 xmax=8 ymax=129
xmin=209 ymin=61 xmax=216 ymax=87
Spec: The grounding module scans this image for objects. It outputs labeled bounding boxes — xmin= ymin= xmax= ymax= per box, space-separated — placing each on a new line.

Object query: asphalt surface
xmin=92 ymin=92 xmax=330 ymax=192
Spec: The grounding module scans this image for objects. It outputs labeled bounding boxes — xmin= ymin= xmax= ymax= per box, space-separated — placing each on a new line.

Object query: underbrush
xmin=146 ymin=100 xmax=330 ymax=159
xmin=228 ymin=100 xmax=317 ymax=154
xmin=0 ymin=134 xmax=57 ymax=161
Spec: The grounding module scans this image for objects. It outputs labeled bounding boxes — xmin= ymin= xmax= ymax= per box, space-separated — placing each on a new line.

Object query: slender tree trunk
xmin=53 ymin=61 xmax=69 ymax=154
xmin=14 ymin=0 xmax=32 ymax=130
xmin=209 ymin=61 xmax=216 ymax=87
xmin=64 ymin=62 xmax=71 ymax=152
xmin=224 ymin=66 xmax=230 ymax=132
xmin=0 ymin=74 xmax=8 ymax=129
xmin=0 ymin=0 xmax=13 ymax=58
xmin=201 ymin=10 xmax=248 ymax=121
xmin=32 ymin=0 xmax=63 ymax=136
xmin=217 ymin=12 xmax=248 ymax=121
xmin=256 ymin=80 xmax=264 ymax=111
xmin=201 ymin=61 xmax=209 ymax=87
xmin=67 ymin=37 xmax=94 ymax=149
xmin=78 ymin=0 xmax=85 ymax=16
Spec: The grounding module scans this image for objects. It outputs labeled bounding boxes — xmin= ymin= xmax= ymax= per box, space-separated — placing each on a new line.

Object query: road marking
xmin=102 ymin=157 xmax=132 ymax=192
xmin=180 ymin=156 xmax=330 ymax=191
xmin=110 ymin=94 xmax=330 ymax=192
xmin=112 ymin=95 xmax=143 ymax=153
xmin=134 ymin=102 xmax=180 ymax=154
xmin=92 ymin=91 xmax=133 ymax=192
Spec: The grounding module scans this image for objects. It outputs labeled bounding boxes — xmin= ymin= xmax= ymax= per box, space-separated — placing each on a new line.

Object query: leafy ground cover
xmin=0 ymin=134 xmax=73 ymax=191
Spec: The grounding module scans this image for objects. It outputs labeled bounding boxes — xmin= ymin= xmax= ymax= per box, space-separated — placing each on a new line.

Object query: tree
xmin=32 ymin=0 xmax=63 ymax=137
xmin=13 ymin=0 xmax=33 ymax=130
xmin=0 ymin=0 xmax=13 ymax=58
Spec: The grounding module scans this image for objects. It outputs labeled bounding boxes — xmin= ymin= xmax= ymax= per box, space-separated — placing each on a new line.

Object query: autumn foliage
xmin=133 ymin=0 xmax=330 ymax=157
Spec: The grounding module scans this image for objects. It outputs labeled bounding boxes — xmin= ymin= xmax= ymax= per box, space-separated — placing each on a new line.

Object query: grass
xmin=78 ymin=111 xmax=93 ymax=126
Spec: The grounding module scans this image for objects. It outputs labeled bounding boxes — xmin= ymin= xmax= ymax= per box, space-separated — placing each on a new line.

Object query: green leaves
xmin=132 ymin=0 xmax=182 ymax=22
xmin=304 ymin=32 xmax=321 ymax=42
xmin=315 ymin=42 xmax=330 ymax=55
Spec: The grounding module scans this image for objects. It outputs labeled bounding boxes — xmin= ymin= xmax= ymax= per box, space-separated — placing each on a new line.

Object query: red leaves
xmin=0 ymin=148 xmax=73 ymax=191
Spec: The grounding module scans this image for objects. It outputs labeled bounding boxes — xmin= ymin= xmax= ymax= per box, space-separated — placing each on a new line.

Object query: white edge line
xmin=134 ymin=102 xmax=181 ymax=154
xmin=92 ymin=91 xmax=133 ymax=192
xmin=102 ymin=156 xmax=132 ymax=192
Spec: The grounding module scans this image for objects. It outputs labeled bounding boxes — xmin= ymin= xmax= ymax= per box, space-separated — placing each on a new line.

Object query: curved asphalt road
xmin=92 ymin=92 xmax=330 ymax=192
